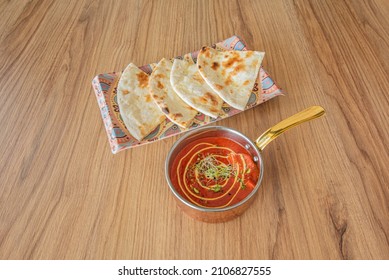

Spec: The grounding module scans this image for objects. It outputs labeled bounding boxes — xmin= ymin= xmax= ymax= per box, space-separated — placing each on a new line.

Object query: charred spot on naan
xmin=222 ymin=52 xmax=244 ymax=68
xmin=183 ymin=53 xmax=192 ymax=61
xmin=136 ymin=72 xmax=149 ymax=88
xmin=243 ymin=80 xmax=251 ymax=86
xmin=145 ymin=94 xmax=152 ymax=102
xmin=122 ymin=89 xmax=130 ymax=95
xmin=172 ymin=113 xmax=183 ymax=119
xmin=157 ymin=81 xmax=164 ymax=89
xmin=204 ymin=92 xmax=219 ymax=106
xmin=193 ymin=72 xmax=204 ymax=83
xmin=201 ymin=47 xmax=212 ymax=58
xmin=245 ymin=52 xmax=254 ymax=58
xmin=201 ymin=46 xmax=207 ymax=52
xmin=225 ymin=76 xmax=233 ymax=86
xmin=232 ymin=64 xmax=246 ymax=76
xmin=215 ymin=84 xmax=224 ymax=90
xmin=154 ymin=73 xmax=166 ymax=79
xmin=185 ymin=105 xmax=197 ymax=111
xmin=211 ymin=62 xmax=220 ymax=70
xmin=152 ymin=88 xmax=167 ymax=99
xmin=199 ymin=97 xmax=208 ymax=104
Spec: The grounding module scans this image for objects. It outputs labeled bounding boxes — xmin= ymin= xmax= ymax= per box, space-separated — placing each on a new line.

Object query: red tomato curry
xmin=170 ymin=137 xmax=260 ymax=208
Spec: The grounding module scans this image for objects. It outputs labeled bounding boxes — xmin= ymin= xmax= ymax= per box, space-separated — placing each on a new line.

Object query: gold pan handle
xmin=255 ymin=106 xmax=326 ymax=152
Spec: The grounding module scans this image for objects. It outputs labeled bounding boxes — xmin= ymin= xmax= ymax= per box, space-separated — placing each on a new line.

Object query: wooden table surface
xmin=0 ymin=0 xmax=388 ymax=260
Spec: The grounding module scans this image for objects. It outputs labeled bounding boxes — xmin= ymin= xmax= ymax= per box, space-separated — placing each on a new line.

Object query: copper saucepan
xmin=165 ymin=106 xmax=325 ymax=223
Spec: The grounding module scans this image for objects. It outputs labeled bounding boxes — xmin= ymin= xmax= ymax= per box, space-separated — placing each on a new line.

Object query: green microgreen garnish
xmin=195 ymin=155 xmax=232 ymax=181
xmin=211 ymin=185 xmax=222 ymax=192
xmin=236 ymin=176 xmax=246 ymax=189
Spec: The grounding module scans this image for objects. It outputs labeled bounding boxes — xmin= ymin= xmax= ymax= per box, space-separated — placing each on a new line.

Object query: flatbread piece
xmin=170 ymin=59 xmax=223 ymax=118
xmin=197 ymin=47 xmax=265 ymax=110
xmin=149 ymin=58 xmax=198 ymax=128
xmin=117 ymin=63 xmax=166 ymax=141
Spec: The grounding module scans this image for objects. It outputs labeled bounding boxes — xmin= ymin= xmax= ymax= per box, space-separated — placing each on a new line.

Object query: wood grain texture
xmin=0 ymin=0 xmax=388 ymax=259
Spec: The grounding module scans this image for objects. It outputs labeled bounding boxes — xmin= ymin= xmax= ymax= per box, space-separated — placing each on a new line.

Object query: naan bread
xmin=197 ymin=47 xmax=265 ymax=110
xmin=117 ymin=63 xmax=166 ymax=141
xmin=149 ymin=58 xmax=198 ymax=128
xmin=170 ymin=59 xmax=223 ymax=118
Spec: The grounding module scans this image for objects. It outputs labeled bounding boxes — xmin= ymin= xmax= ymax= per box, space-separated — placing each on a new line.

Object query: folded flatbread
xmin=149 ymin=58 xmax=198 ymax=128
xmin=197 ymin=47 xmax=265 ymax=110
xmin=170 ymin=59 xmax=223 ymax=118
xmin=117 ymin=63 xmax=166 ymax=141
